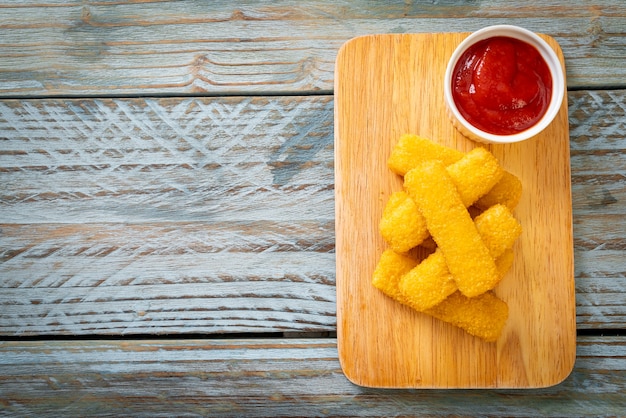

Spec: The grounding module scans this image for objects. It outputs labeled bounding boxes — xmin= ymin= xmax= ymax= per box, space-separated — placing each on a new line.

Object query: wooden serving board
xmin=334 ymin=33 xmax=576 ymax=388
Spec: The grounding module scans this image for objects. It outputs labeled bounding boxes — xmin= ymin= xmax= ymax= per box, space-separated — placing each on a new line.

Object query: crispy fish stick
xmin=399 ymin=204 xmax=521 ymax=310
xmin=475 ymin=170 xmax=523 ymax=211
xmin=381 ymin=147 xmax=504 ymax=252
xmin=424 ymin=291 xmax=509 ymax=343
xmin=400 ymin=249 xmax=516 ymax=311
xmin=387 ymin=134 xmax=464 ymax=176
xmin=372 ymin=251 xmax=510 ymax=342
xmin=474 ymin=204 xmax=523 ymax=259
xmin=446 ymin=147 xmax=504 ymax=207
xmin=388 ymin=134 xmax=520 ymax=209
xmin=372 ymin=249 xmax=418 ymax=303
xmin=379 ymin=191 xmax=430 ymax=253
xmin=399 ymin=250 xmax=457 ymax=311
xmin=404 ymin=161 xmax=499 ymax=297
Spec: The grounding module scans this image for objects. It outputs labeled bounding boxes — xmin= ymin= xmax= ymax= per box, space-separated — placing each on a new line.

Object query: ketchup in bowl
xmin=451 ymin=36 xmax=552 ymax=136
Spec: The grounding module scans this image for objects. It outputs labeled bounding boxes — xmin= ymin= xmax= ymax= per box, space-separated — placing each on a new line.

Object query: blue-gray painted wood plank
xmin=0 ymin=0 xmax=625 ymax=96
xmin=0 ymin=337 xmax=624 ymax=417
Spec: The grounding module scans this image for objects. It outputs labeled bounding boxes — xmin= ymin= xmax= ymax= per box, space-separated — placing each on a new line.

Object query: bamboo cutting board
xmin=334 ymin=33 xmax=576 ymax=388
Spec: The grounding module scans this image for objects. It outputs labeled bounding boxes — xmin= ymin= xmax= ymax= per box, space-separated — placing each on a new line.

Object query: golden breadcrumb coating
xmin=474 ymin=204 xmax=523 ymax=259
xmin=379 ymin=191 xmax=430 ymax=253
xmin=424 ymin=291 xmax=509 ymax=343
xmin=398 ymin=250 xmax=457 ymax=311
xmin=373 ymin=252 xmax=510 ymax=342
xmin=475 ymin=170 xmax=523 ymax=211
xmin=381 ymin=147 xmax=506 ymax=253
xmin=387 ymin=133 xmax=464 ymax=176
xmin=446 ymin=147 xmax=504 ymax=207
xmin=399 ymin=203 xmax=521 ymax=311
xmin=372 ymin=249 xmax=417 ymax=303
xmin=404 ymin=161 xmax=500 ymax=297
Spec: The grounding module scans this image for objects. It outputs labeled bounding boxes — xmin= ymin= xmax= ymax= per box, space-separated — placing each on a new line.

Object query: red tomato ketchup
xmin=451 ymin=36 xmax=552 ymax=135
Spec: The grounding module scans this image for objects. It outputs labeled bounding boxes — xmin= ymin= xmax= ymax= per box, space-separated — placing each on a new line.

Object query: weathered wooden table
xmin=1 ymin=1 xmax=624 ymax=416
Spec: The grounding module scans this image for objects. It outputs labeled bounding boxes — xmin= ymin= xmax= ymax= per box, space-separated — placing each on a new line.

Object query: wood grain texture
xmin=0 ymin=0 xmax=625 ymax=96
xmin=0 ymin=97 xmax=334 ymax=223
xmin=1 ymin=92 xmax=625 ymax=336
xmin=1 ymin=96 xmax=336 ymax=336
xmin=335 ymin=33 xmax=575 ymax=388
xmin=0 ymin=337 xmax=624 ymax=417
xmin=568 ymin=90 xmax=626 ymax=330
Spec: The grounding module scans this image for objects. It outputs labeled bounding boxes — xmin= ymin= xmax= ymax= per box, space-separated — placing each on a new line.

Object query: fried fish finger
xmin=474 ymin=203 xmax=523 ymax=259
xmin=379 ymin=191 xmax=430 ymax=253
xmin=404 ymin=161 xmax=500 ymax=297
xmin=372 ymin=250 xmax=510 ymax=342
xmin=424 ymin=291 xmax=509 ymax=343
xmin=387 ymin=133 xmax=464 ymax=176
xmin=381 ymin=146 xmax=504 ymax=252
xmin=475 ymin=170 xmax=523 ymax=211
xmin=399 ymin=204 xmax=521 ymax=310
xmin=372 ymin=248 xmax=418 ymax=303
xmin=398 ymin=250 xmax=458 ymax=311
xmin=446 ymin=147 xmax=504 ymax=207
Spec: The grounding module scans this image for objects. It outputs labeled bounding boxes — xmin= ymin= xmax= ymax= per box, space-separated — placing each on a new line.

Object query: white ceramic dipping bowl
xmin=443 ymin=25 xmax=565 ymax=144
